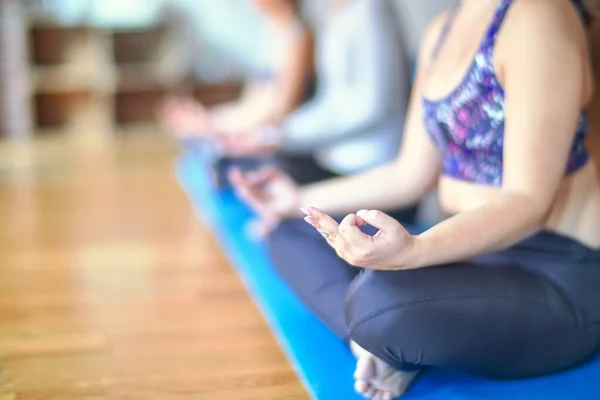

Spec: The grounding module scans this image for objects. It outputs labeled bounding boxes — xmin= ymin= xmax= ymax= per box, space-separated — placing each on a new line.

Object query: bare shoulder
xmin=500 ymin=0 xmax=587 ymax=49
xmin=497 ymin=0 xmax=593 ymax=103
xmin=418 ymin=11 xmax=453 ymax=65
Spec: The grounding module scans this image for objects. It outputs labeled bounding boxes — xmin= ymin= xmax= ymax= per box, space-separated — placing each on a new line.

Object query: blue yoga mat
xmin=176 ymin=151 xmax=600 ymax=400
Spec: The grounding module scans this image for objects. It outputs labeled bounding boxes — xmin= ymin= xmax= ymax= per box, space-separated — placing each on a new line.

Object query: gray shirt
xmin=281 ymin=0 xmax=411 ymax=174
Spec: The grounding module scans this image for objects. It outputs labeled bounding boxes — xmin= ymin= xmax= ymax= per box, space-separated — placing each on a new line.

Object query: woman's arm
xmin=212 ymin=27 xmax=314 ymax=132
xmin=294 ymin=14 xmax=449 ymax=215
xmin=407 ymin=1 xmax=590 ymax=269
xmin=263 ymin=29 xmax=314 ymax=124
xmin=280 ymin=1 xmax=410 ymax=152
xmin=209 ymin=82 xmax=267 ymax=132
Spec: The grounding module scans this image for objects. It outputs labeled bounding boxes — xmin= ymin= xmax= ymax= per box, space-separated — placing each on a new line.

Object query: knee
xmin=345 ymin=270 xmax=398 ymax=341
xmin=344 ymin=270 xmax=432 ymax=367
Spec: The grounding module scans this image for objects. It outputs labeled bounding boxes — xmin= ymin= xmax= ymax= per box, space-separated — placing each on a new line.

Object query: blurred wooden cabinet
xmin=25 ymin=21 xmax=243 ymax=135
xmin=27 ymin=22 xmax=185 ymax=133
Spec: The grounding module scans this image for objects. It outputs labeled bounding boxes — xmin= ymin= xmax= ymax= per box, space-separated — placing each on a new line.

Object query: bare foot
xmin=351 ymin=342 xmax=420 ymax=399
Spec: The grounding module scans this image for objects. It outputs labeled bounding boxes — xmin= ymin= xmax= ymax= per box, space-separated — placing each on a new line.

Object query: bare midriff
xmin=438 ymin=160 xmax=600 ymax=248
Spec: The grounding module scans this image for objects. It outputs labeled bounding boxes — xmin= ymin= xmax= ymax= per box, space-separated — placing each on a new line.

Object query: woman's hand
xmin=229 ymin=166 xmax=301 ymax=236
xmin=301 ymin=207 xmax=418 ymax=270
xmin=158 ymin=97 xmax=213 ymax=138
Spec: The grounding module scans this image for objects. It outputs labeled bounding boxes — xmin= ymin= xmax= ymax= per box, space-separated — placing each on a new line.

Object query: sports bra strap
xmin=430 ymin=0 xmax=514 ymax=62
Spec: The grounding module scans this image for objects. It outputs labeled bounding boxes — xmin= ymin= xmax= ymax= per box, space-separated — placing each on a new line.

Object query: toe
xmin=364 ymin=386 xmax=377 ymax=399
xmin=391 ymin=370 xmax=420 ymax=397
xmin=354 ymin=379 xmax=370 ymax=394
xmin=354 ymin=355 xmax=375 ymax=381
xmin=372 ymin=391 xmax=385 ymax=400
xmin=382 ymin=391 xmax=393 ymax=400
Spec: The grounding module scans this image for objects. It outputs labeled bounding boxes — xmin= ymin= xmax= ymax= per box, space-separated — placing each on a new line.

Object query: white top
xmin=280 ymin=0 xmax=411 ymax=174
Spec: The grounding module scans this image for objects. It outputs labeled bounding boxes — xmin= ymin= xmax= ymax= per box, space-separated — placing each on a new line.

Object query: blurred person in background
xmin=220 ymin=0 xmax=413 ymax=190
xmin=231 ymin=0 xmax=600 ymax=398
xmin=159 ymin=0 xmax=315 ymax=179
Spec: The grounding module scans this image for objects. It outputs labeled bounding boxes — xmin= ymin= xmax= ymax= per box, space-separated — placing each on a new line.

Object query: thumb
xmin=247 ymin=166 xmax=279 ymax=186
xmin=227 ymin=167 xmax=245 ymax=186
xmin=355 ymin=209 xmax=399 ymax=232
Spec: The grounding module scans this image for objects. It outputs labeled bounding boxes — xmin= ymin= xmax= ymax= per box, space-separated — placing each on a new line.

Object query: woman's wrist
xmin=393 ymin=234 xmax=429 ymax=271
xmin=281 ymin=188 xmax=308 ymax=218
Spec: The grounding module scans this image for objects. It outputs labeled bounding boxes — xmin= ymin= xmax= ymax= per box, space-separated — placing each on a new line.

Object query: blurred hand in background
xmin=158 ymin=96 xmax=214 ymax=138
xmin=229 ymin=166 xmax=300 ymax=236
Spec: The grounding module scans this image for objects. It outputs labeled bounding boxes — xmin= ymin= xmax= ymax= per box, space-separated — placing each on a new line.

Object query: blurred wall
xmin=40 ymin=0 xmax=457 ymax=81
xmin=35 ymin=0 xmax=163 ymax=26
xmin=170 ymin=0 xmax=269 ymax=80
xmin=304 ymin=0 xmax=459 ymax=57
xmin=393 ymin=0 xmax=458 ymax=57
xmin=0 ymin=0 xmax=32 ymax=138
xmin=300 ymin=0 xmax=456 ymax=58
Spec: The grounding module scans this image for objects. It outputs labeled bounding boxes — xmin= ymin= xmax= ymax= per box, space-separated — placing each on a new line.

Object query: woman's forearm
xmin=298 ymin=162 xmax=431 ymax=216
xmin=405 ymin=193 xmax=549 ymax=269
xmin=211 ymin=82 xmax=272 ymax=132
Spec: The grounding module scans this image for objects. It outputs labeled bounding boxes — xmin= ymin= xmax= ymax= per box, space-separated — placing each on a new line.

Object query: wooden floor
xmin=0 ymin=133 xmax=307 ymax=400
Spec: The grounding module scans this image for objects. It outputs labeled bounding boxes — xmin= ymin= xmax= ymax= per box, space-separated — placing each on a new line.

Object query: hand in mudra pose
xmin=158 ymin=97 xmax=214 ymax=138
xmin=229 ymin=166 xmax=301 ymax=236
xmin=301 ymin=207 xmax=417 ymax=271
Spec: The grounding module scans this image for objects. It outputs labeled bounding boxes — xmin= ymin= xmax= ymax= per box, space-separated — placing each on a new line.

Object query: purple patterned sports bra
xmin=423 ymin=0 xmax=589 ymax=186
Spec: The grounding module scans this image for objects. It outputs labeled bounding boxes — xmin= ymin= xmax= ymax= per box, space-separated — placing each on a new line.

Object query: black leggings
xmin=183 ymin=138 xmax=340 ymax=186
xmin=267 ymin=217 xmax=600 ymax=379
xmin=212 ymin=154 xmax=338 ymax=186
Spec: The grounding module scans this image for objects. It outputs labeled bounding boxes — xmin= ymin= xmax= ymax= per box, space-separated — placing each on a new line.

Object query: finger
xmin=246 ymin=166 xmax=280 ymax=186
xmin=230 ymin=170 xmax=275 ymax=219
xmin=338 ymin=213 xmax=372 ymax=247
xmin=237 ymin=186 xmax=273 ymax=218
xmin=300 ymin=207 xmax=339 ymax=239
xmin=227 ymin=167 xmax=245 ymax=187
xmin=256 ymin=218 xmax=278 ymax=238
xmin=355 ymin=210 xmax=368 ymax=226
xmin=356 ymin=209 xmax=400 ymax=232
xmin=245 ymin=218 xmax=278 ymax=241
xmin=229 ymin=166 xmax=276 ymax=192
xmin=229 ymin=169 xmax=258 ymax=201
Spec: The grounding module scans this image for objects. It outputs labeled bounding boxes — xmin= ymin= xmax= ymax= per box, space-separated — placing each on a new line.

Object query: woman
xmin=223 ymin=0 xmax=420 ymax=222
xmin=221 ymin=0 xmax=412 ymax=180
xmin=230 ymin=0 xmax=600 ymax=398
xmin=159 ymin=0 xmax=314 ymax=147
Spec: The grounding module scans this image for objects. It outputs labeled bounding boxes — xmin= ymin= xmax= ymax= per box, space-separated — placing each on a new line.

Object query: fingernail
xmin=356 ymin=209 xmax=368 ymax=217
xmin=300 ymin=207 xmax=311 ymax=215
xmin=367 ymin=210 xmax=378 ymax=218
xmin=303 ymin=216 xmax=315 ymax=225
